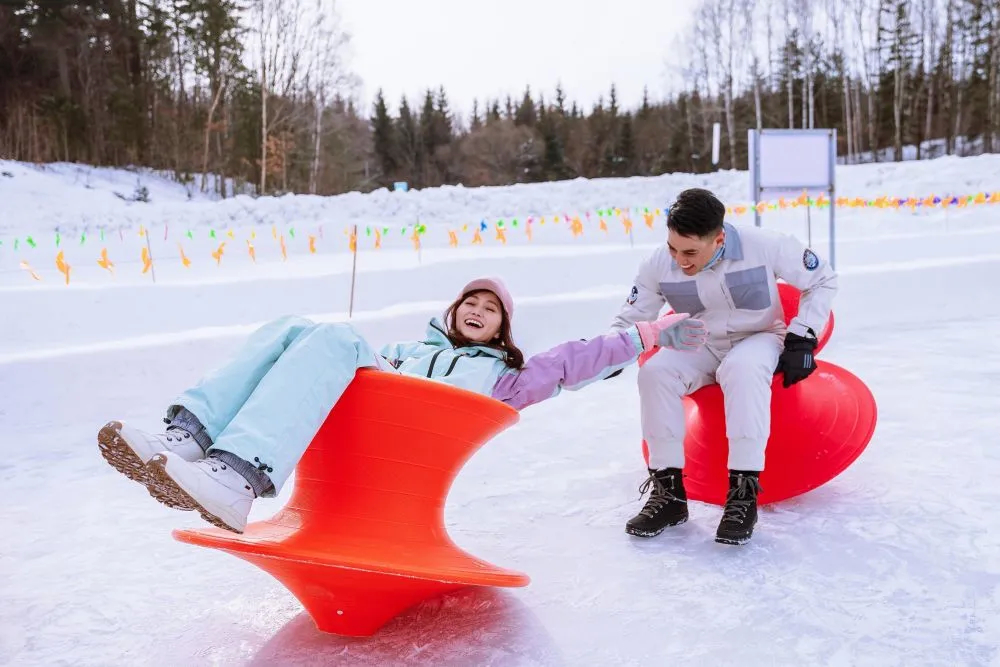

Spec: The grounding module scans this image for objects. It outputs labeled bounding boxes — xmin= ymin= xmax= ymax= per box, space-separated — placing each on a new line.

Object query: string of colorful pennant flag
xmin=4 ymin=190 xmax=998 ymax=285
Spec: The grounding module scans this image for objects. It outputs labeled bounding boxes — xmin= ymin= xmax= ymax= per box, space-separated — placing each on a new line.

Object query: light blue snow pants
xmin=170 ymin=315 xmax=395 ymax=495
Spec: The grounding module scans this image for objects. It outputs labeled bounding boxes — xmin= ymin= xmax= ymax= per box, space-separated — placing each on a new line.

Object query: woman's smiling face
xmin=454 ymin=290 xmax=503 ymax=343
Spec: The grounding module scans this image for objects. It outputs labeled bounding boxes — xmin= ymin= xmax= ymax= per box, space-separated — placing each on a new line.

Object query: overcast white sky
xmin=337 ymin=0 xmax=699 ymax=119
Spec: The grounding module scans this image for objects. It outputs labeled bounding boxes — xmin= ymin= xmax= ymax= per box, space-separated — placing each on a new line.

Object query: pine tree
xmin=370 ymin=89 xmax=397 ymax=186
xmin=515 ymin=86 xmax=537 ymax=126
xmin=616 ymin=113 xmax=637 ymax=176
xmin=540 ymin=107 xmax=567 ymax=181
xmin=471 ymin=98 xmax=482 ymax=130
xmin=396 ymin=96 xmax=420 ymax=186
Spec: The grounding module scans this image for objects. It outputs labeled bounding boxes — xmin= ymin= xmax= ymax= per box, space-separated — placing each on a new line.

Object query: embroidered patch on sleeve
xmin=803 ymin=248 xmax=820 ymax=271
xmin=626 ymin=285 xmax=639 ymax=305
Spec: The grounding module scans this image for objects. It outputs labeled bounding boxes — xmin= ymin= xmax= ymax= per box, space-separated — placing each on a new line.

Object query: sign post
xmin=711 ymin=123 xmax=721 ymax=166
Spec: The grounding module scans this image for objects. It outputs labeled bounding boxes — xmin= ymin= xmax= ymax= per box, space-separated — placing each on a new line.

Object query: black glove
xmin=776 ymin=331 xmax=818 ymax=388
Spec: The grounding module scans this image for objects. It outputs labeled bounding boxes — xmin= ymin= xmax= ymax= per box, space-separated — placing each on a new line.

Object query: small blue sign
xmin=393 ymin=182 xmax=409 ymax=192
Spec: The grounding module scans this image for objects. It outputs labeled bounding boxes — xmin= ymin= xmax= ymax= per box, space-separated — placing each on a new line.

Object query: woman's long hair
xmin=444 ymin=290 xmax=525 ymax=370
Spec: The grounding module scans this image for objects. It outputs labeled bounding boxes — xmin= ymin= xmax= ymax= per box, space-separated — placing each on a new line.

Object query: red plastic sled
xmin=174 ymin=370 xmax=529 ymax=637
xmin=639 ymin=282 xmax=877 ymax=504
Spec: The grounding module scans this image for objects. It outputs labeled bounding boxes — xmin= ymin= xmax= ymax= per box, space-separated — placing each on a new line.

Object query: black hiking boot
xmin=715 ymin=470 xmax=762 ymax=546
xmin=625 ymin=467 xmax=688 ymax=537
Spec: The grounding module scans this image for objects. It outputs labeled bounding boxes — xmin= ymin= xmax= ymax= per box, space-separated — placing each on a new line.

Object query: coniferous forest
xmin=1 ymin=0 xmax=998 ymax=197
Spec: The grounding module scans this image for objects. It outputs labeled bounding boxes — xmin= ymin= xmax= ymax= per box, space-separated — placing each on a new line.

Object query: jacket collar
xmin=669 ymin=222 xmax=744 ymax=270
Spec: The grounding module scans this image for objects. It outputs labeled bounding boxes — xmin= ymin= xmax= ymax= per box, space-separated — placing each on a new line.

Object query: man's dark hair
xmin=666 ymin=188 xmax=726 ymax=238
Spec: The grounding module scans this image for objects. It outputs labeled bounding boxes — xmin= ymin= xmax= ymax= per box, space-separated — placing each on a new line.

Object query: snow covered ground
xmin=2 ymin=156 xmax=1000 ymax=666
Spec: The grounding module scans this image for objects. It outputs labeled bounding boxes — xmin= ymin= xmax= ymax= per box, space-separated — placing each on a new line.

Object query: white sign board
xmin=759 ymin=132 xmax=833 ymax=189
xmin=748 ymin=128 xmax=838 ymax=268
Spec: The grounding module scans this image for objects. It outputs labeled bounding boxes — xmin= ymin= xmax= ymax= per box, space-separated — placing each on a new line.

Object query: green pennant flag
xmin=382 ymin=227 xmax=389 ymax=235
xmin=55 ymin=232 xmax=61 ymax=247
xmin=512 ymin=218 xmax=519 ymax=227
xmin=14 ymin=239 xmax=19 ymax=250
xmin=366 ymin=226 xmax=371 ymax=236
xmin=497 ymin=220 xmax=505 ymax=229
xmin=289 ymin=228 xmax=296 ymax=238
xmin=100 ymin=229 xmax=105 ymax=241
xmin=187 ymin=230 xmax=194 ymax=239
xmin=417 ymin=224 xmax=427 ymax=234
xmin=26 ymin=236 xmax=36 ymax=248
xmin=210 ymin=229 xmax=216 ymax=239
xmin=80 ymin=232 xmax=86 ymax=245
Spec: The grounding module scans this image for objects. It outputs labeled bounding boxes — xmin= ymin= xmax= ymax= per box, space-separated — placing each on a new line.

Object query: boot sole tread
xmin=625 ymin=515 xmax=688 ymax=537
xmin=145 ymin=456 xmax=245 ymax=534
xmin=98 ymin=422 xmax=195 ymax=510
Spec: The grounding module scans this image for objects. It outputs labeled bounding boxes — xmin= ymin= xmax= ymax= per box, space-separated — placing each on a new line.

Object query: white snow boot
xmin=98 ymin=421 xmax=206 ymax=501
xmin=145 ymin=451 xmax=255 ymax=533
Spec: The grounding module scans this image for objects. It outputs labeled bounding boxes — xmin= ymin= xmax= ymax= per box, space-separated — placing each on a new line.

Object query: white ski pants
xmin=637 ymin=332 xmax=783 ymax=472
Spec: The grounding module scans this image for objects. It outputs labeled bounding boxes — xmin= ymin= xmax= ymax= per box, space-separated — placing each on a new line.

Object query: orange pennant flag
xmin=374 ymin=228 xmax=382 ymax=250
xmin=448 ymin=230 xmax=458 ymax=247
xmin=495 ymin=228 xmax=507 ymax=244
xmin=526 ymin=223 xmax=533 ymax=242
xmin=410 ymin=228 xmax=421 ymax=251
xmin=55 ymin=250 xmax=71 ymax=284
xmin=19 ymin=260 xmax=41 ymax=281
xmin=97 ymin=248 xmax=114 ymax=274
xmin=178 ymin=243 xmax=191 ymax=268
xmin=472 ymin=229 xmax=483 ymax=245
xmin=622 ymin=217 xmax=633 ymax=234
xmin=643 ymin=213 xmax=654 ymax=228
xmin=279 ymin=235 xmax=287 ymax=261
xmin=309 ymin=235 xmax=317 ymax=254
xmin=348 ymin=231 xmax=357 ymax=253
xmin=247 ymin=240 xmax=256 ymax=263
xmin=141 ymin=247 xmax=153 ymax=274
xmin=211 ymin=242 xmax=226 ymax=265
xmin=599 ymin=218 xmax=608 ymax=233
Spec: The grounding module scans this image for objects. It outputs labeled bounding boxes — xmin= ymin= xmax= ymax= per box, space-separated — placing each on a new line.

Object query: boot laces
xmin=164 ymin=426 xmax=193 ymax=444
xmin=722 ymin=475 xmax=761 ymax=523
xmin=637 ymin=472 xmax=682 ymax=518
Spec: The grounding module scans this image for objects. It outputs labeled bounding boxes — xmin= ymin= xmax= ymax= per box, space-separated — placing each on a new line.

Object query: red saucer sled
xmin=174 ymin=370 xmax=528 ymax=637
xmin=638 ymin=282 xmax=878 ymax=505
